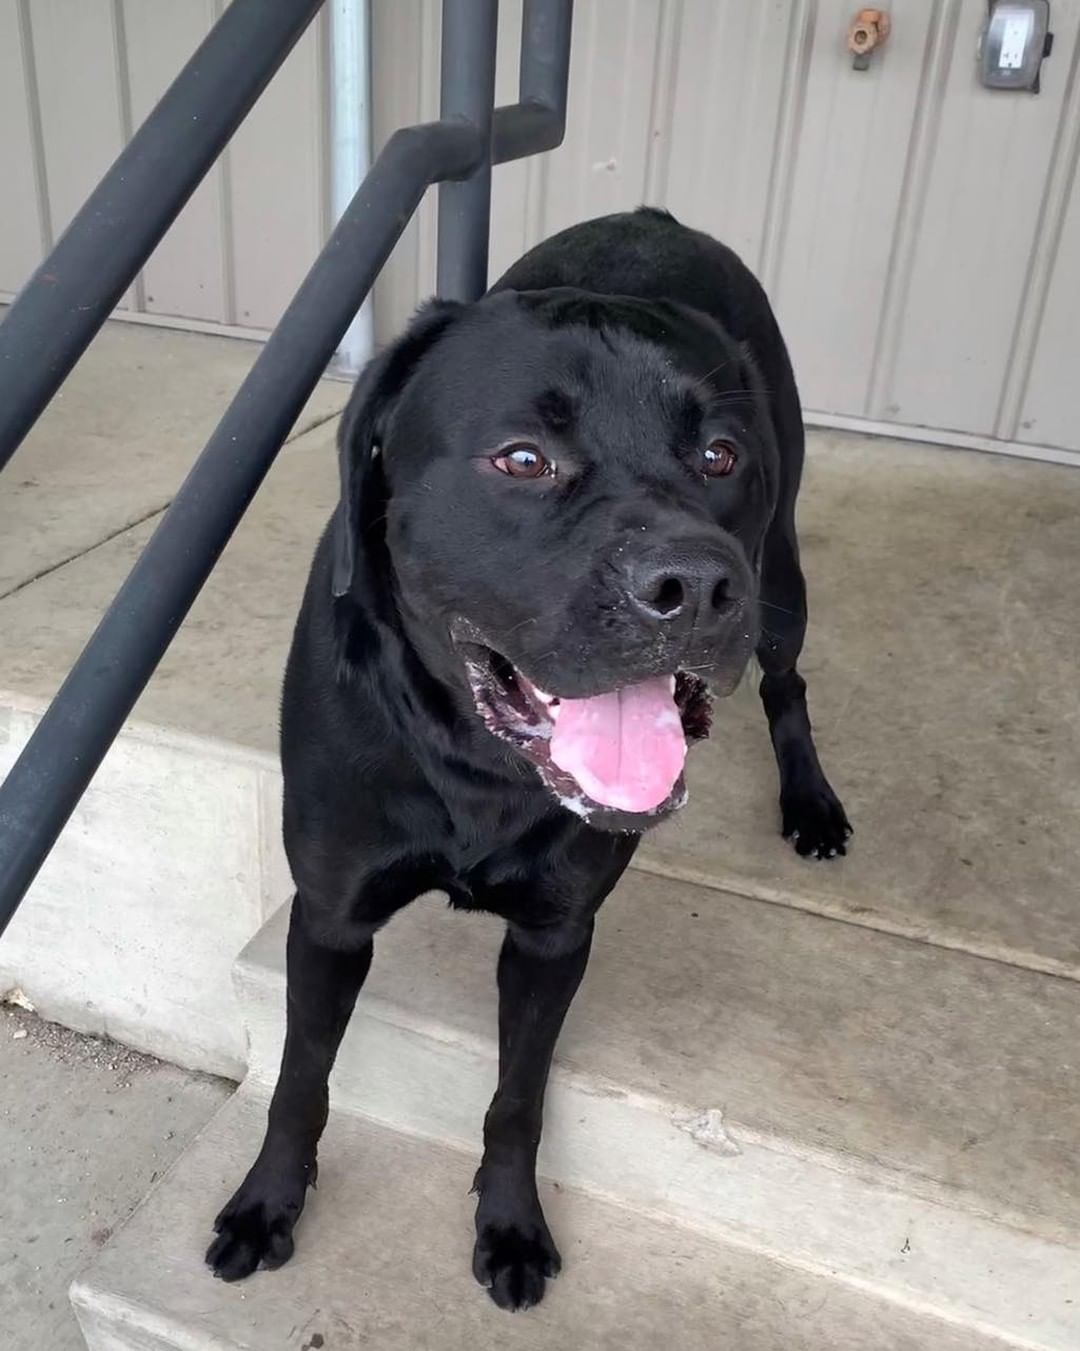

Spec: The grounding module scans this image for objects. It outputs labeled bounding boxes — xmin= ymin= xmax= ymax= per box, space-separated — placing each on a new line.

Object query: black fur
xmin=206 ymin=209 xmax=851 ymax=1306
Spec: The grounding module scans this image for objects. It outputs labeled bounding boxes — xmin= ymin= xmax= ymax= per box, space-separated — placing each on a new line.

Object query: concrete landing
xmin=3 ymin=324 xmax=1079 ymax=1129
xmin=4 ymin=395 xmax=1077 ymax=997
xmin=0 ymin=319 xmax=346 ymax=598
xmin=8 ymin=410 xmax=1080 ymax=983
xmin=644 ymin=438 xmax=1080 ymax=982
xmin=3 ymin=323 xmax=1080 ymax=1348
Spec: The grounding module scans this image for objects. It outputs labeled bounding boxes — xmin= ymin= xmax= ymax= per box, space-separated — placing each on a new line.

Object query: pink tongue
xmin=549 ymin=676 xmax=686 ymax=813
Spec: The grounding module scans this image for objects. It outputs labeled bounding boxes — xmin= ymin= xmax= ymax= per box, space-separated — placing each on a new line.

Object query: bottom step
xmin=73 ymin=1088 xmax=1006 ymax=1351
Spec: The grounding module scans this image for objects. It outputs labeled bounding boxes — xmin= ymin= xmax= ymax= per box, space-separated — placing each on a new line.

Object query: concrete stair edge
xmin=229 ymin=913 xmax=1080 ymax=1351
xmin=70 ymin=1085 xmax=1040 ymax=1351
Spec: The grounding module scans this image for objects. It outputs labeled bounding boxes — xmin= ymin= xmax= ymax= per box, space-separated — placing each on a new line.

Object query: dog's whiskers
xmin=501 ymin=614 xmax=542 ymax=639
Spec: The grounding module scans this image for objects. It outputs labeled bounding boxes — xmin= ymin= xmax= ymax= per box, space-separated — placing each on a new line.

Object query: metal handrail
xmin=0 ymin=0 xmax=573 ymax=937
xmin=0 ymin=0 xmax=325 ymax=472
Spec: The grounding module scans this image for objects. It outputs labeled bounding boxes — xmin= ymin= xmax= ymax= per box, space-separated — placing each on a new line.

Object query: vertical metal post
xmin=518 ymin=0 xmax=573 ymax=130
xmin=492 ymin=0 xmax=574 ymax=163
xmin=328 ymin=0 xmax=375 ymax=375
xmin=437 ymin=0 xmax=498 ymax=300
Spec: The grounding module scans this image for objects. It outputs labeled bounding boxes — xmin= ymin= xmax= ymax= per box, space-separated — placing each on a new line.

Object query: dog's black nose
xmin=625 ymin=551 xmax=741 ymax=633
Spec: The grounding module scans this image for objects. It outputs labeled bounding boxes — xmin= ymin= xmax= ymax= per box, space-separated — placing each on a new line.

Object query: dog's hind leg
xmin=756 ymin=520 xmax=852 ymax=859
xmin=206 ymin=892 xmax=377 ymax=1281
xmin=470 ymin=917 xmax=594 ymax=1312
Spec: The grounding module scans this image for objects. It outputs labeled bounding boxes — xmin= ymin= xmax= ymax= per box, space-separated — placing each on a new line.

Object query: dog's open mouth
xmin=458 ymin=642 xmax=713 ymax=828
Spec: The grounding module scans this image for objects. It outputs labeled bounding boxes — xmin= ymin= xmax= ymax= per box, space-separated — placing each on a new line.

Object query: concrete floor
xmin=0 ymin=1002 xmax=230 ymax=1351
xmin=3 ymin=332 xmax=1078 ymax=980
xmin=3 ymin=319 xmax=1080 ymax=1348
xmin=0 ymin=320 xmax=347 ymax=598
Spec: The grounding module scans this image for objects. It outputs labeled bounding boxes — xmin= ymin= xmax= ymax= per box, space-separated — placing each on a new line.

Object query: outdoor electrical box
xmin=977 ymin=1 xmax=1053 ymax=90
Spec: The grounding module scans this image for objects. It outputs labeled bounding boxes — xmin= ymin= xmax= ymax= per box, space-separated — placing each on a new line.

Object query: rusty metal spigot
xmin=848 ymin=8 xmax=891 ymax=70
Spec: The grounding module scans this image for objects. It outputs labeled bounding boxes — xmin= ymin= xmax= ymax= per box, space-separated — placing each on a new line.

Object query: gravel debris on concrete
xmin=1 ymin=1001 xmax=233 ymax=1351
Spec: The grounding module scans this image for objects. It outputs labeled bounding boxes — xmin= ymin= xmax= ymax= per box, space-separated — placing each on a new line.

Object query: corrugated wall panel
xmin=534 ymin=0 xmax=663 ymax=233
xmin=370 ymin=0 xmax=441 ymax=339
xmin=0 ymin=0 xmax=48 ymax=293
xmin=367 ymin=0 xmax=1080 ymax=459
xmin=660 ymin=0 xmax=791 ymax=271
xmin=0 ymin=1 xmax=331 ymax=335
xmin=1007 ymin=15 xmax=1080 ymax=455
xmin=27 ymin=0 xmax=136 ymax=310
xmin=876 ymin=0 xmax=1080 ymax=437
xmin=372 ymin=0 xmax=671 ymax=326
xmin=1016 ymin=145 xmax=1080 ymax=452
xmin=488 ymin=0 xmax=537 ymax=282
xmin=3 ymin=0 xmax=1079 ymax=455
xmin=122 ymin=0 xmax=229 ymax=324
xmin=774 ymin=0 xmax=939 ymax=419
xmin=228 ymin=14 xmax=330 ymax=331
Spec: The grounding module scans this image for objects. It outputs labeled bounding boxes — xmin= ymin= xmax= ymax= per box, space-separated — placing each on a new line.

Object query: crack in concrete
xmin=629 ymin=853 xmax=1080 ymax=987
xmin=0 ymin=410 xmax=343 ymax=604
xmin=0 ymin=502 xmax=171 ymax=602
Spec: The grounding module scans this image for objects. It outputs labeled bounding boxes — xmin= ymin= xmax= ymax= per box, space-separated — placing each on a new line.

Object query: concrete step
xmin=227 ymin=884 xmax=1080 ymax=1348
xmin=5 ymin=324 xmax=1080 ymax=1344
xmin=71 ymin=1085 xmax=1012 ymax=1351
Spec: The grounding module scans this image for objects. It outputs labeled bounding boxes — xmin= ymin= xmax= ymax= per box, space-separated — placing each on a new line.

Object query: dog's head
xmin=333 ymin=289 xmax=780 ymax=830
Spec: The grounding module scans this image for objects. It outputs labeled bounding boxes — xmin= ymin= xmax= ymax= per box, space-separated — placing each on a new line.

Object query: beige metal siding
xmin=0 ymin=2 xmax=47 ymax=289
xmin=772 ymin=0 xmax=940 ymax=420
xmin=0 ymin=0 xmax=331 ymax=335
xmin=229 ymin=9 xmax=329 ymax=330
xmin=123 ymin=0 xmax=230 ymax=324
xmin=1017 ymin=153 xmax=1080 ymax=450
xmin=877 ymin=2 xmax=1080 ymax=438
xmin=659 ymin=1 xmax=791 ymax=270
xmin=535 ymin=0 xmax=664 ymax=234
xmin=27 ymin=0 xmax=136 ymax=309
xmin=371 ymin=0 xmax=1080 ymax=457
xmin=370 ymin=0 xmax=442 ymax=340
xmin=2 ymin=0 xmax=1078 ymax=456
xmin=488 ymin=0 xmax=542 ymax=278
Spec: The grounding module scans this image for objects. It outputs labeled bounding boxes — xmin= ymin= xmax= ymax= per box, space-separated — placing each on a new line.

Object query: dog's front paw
xmin=205 ymin=1162 xmax=312 ymax=1282
xmin=473 ymin=1220 xmax=562 ymax=1311
xmin=781 ymin=780 xmax=852 ymax=860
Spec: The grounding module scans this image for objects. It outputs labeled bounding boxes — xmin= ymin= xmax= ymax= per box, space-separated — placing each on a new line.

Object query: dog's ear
xmin=332 ymin=299 xmax=464 ymax=598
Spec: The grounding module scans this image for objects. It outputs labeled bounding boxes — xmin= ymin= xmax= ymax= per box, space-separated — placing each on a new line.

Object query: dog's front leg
xmin=206 ymin=892 xmax=373 ymax=1281
xmin=471 ymin=917 xmax=593 ymax=1312
xmin=757 ymin=522 xmax=852 ymax=858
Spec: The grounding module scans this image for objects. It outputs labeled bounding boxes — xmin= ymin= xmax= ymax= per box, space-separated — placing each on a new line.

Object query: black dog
xmin=206 ymin=208 xmax=850 ymax=1309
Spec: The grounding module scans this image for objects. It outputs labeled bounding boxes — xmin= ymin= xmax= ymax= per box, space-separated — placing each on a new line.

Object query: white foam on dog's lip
xmin=553 ymin=789 xmax=593 ymax=820
xmin=522 ymin=677 xmax=560 ymax=719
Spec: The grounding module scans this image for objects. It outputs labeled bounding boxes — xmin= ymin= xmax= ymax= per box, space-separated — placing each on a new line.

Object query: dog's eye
xmin=703 ymin=440 xmax=738 ymax=477
xmin=492 ymin=444 xmax=554 ymax=479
